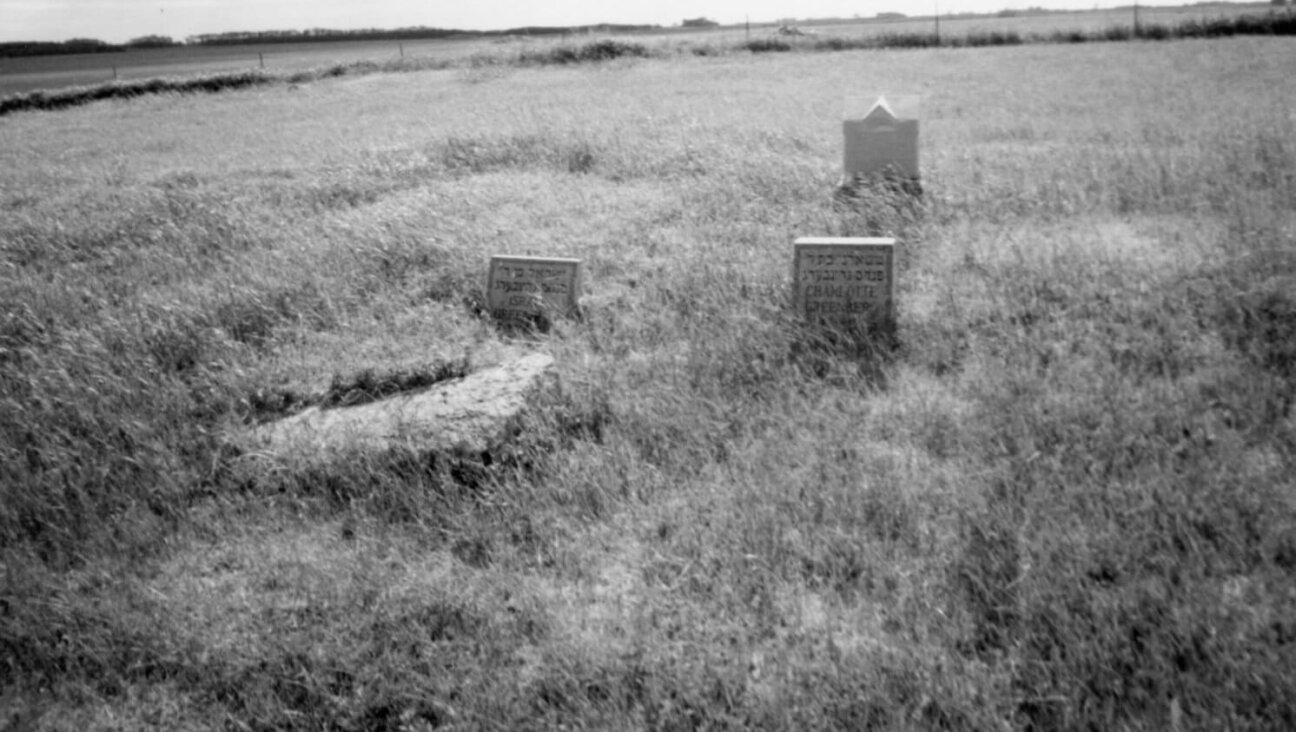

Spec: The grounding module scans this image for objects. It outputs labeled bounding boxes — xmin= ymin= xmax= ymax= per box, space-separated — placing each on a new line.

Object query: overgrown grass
xmin=2 ymin=33 xmax=1294 ymax=730
xmin=516 ymin=39 xmax=654 ymax=65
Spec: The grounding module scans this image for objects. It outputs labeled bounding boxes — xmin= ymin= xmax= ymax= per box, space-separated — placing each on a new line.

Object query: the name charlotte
xmin=798 ymin=249 xmax=891 ymax=317
xmin=492 ymin=264 xmax=574 ymax=296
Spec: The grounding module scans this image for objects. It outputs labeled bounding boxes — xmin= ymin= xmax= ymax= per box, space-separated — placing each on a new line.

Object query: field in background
xmin=0 ymin=37 xmax=490 ymax=96
xmin=793 ymin=2 xmax=1278 ymax=35
xmin=2 ymin=31 xmax=1294 ymax=730
xmin=678 ymin=2 xmax=1279 ymax=43
xmin=0 ymin=1 xmax=1282 ymax=96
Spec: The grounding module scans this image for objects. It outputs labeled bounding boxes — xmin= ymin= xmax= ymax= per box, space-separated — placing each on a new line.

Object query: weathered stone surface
xmin=792 ymin=237 xmax=896 ymax=336
xmin=843 ymin=95 xmax=920 ymax=181
xmin=247 ymin=353 xmax=555 ymax=463
xmin=487 ymin=256 xmax=582 ymax=324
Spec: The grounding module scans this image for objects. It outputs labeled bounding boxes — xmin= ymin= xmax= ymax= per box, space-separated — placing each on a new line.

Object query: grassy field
xmin=1 ymin=1 xmax=1281 ymax=97
xmin=0 ymin=37 xmax=489 ymax=96
xmin=2 ymin=30 xmax=1295 ymax=730
xmin=793 ymin=3 xmax=1279 ymax=35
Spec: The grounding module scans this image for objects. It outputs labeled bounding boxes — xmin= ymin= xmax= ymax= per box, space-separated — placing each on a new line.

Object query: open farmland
xmin=788 ymin=2 xmax=1281 ymax=36
xmin=2 ymin=31 xmax=1295 ymax=730
xmin=0 ymin=1 xmax=1282 ymax=97
xmin=0 ymin=36 xmax=492 ymax=96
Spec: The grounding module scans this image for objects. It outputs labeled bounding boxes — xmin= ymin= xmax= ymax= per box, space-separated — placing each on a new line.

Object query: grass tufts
xmin=320 ymin=356 xmax=471 ymax=409
xmin=437 ymin=132 xmax=600 ymax=176
xmin=744 ymin=38 xmax=792 ymax=53
xmin=516 ymin=39 xmax=654 ymax=66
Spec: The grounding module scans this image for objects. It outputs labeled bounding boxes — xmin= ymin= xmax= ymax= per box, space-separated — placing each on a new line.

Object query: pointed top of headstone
xmin=845 ymin=94 xmax=920 ymax=122
xmin=865 ymin=96 xmax=896 ymax=122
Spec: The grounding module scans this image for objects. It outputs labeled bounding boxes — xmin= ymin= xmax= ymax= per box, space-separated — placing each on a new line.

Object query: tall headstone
xmin=487 ymin=256 xmax=582 ymax=325
xmin=792 ymin=237 xmax=896 ymax=338
xmin=843 ymin=95 xmax=920 ymax=192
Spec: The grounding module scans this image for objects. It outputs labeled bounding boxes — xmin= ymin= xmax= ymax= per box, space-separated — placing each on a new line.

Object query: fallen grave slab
xmin=245 ymin=352 xmax=555 ymax=464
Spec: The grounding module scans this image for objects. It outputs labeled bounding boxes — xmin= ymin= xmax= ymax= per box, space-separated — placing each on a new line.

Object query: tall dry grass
xmin=1 ymin=33 xmax=1293 ymax=729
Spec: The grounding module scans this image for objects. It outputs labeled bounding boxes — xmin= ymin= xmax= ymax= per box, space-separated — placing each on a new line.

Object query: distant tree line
xmin=184 ymin=24 xmax=660 ymax=46
xmin=790 ymin=7 xmax=1065 ymax=28
xmin=185 ymin=27 xmax=469 ymax=45
xmin=0 ymin=24 xmax=661 ymax=58
xmin=0 ymin=38 xmax=122 ymax=58
xmin=504 ymin=24 xmax=662 ymax=37
xmin=0 ymin=35 xmax=185 ymax=57
xmin=126 ymin=35 xmax=179 ymax=48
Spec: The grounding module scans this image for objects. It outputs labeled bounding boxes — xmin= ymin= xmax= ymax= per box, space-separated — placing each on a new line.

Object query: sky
xmin=0 ymin=0 xmax=1212 ymax=44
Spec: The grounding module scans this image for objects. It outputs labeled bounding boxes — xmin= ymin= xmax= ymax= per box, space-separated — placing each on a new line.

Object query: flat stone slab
xmin=246 ymin=352 xmax=555 ymax=463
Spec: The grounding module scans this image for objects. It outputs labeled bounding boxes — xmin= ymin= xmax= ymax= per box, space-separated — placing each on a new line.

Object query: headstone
xmin=843 ymin=95 xmax=920 ymax=188
xmin=792 ymin=237 xmax=896 ymax=337
xmin=245 ymin=352 xmax=555 ymax=464
xmin=487 ymin=256 xmax=582 ymax=325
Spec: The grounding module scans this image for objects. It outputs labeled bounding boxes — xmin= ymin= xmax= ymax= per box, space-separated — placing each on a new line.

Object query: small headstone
xmin=842 ymin=95 xmax=920 ymax=193
xmin=487 ymin=256 xmax=582 ymax=325
xmin=792 ymin=237 xmax=896 ymax=338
